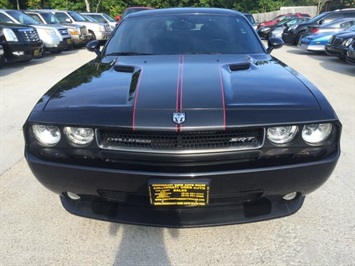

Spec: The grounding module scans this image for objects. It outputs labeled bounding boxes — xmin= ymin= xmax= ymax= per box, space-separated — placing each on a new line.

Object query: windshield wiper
xmin=105 ymin=52 xmax=154 ymax=56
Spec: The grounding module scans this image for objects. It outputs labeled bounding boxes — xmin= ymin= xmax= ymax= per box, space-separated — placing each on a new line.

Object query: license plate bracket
xmin=149 ymin=179 xmax=210 ymax=206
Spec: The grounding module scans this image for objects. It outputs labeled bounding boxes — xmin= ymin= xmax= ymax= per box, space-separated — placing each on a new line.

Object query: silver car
xmin=53 ymin=10 xmax=112 ymax=41
xmin=0 ymin=9 xmax=72 ymax=53
xmin=25 ymin=10 xmax=91 ymax=47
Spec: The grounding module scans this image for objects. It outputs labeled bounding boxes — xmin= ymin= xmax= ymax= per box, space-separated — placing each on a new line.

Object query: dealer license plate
xmin=67 ymin=39 xmax=72 ymax=44
xmin=149 ymin=179 xmax=210 ymax=206
xmin=33 ymin=49 xmax=40 ymax=56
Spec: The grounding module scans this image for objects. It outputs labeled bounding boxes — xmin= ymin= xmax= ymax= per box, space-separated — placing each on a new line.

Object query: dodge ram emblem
xmin=172 ymin=112 xmax=186 ymax=124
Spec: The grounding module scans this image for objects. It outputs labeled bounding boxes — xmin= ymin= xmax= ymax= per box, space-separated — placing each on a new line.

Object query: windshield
xmin=68 ymin=11 xmax=88 ymax=22
xmin=105 ymin=14 xmax=263 ymax=55
xmin=6 ymin=10 xmax=39 ymax=25
xmin=103 ymin=13 xmax=115 ymax=22
xmin=308 ymin=12 xmax=328 ymax=23
xmin=41 ymin=12 xmax=61 ymax=24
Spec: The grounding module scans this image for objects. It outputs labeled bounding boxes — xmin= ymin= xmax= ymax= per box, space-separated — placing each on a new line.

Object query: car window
xmin=105 ymin=14 xmax=263 ymax=55
xmin=89 ymin=15 xmax=106 ymax=23
xmin=54 ymin=12 xmax=70 ymax=23
xmin=68 ymin=11 xmax=88 ymax=22
xmin=0 ymin=13 xmax=14 ymax=23
xmin=102 ymin=13 xmax=115 ymax=22
xmin=6 ymin=10 xmax=39 ymax=25
xmin=41 ymin=12 xmax=61 ymax=24
xmin=27 ymin=14 xmax=42 ymax=24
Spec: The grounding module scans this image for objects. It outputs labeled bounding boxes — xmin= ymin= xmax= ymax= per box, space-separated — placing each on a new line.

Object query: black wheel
xmin=295 ymin=31 xmax=305 ymax=45
xmin=88 ymin=30 xmax=96 ymax=40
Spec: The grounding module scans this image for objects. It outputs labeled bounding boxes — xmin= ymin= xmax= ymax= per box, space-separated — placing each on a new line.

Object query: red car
xmin=258 ymin=13 xmax=310 ymax=29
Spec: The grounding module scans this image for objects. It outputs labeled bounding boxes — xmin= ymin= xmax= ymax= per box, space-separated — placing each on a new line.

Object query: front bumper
xmin=298 ymin=43 xmax=325 ymax=52
xmin=325 ymin=45 xmax=347 ymax=59
xmin=46 ymin=38 xmax=72 ymax=52
xmin=26 ymin=149 xmax=339 ymax=227
xmin=94 ymin=31 xmax=111 ymax=40
xmin=1 ymin=41 xmax=43 ymax=62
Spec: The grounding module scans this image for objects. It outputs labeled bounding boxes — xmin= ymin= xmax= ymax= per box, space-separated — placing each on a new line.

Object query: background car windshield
xmin=6 ymin=10 xmax=39 ymax=25
xmin=68 ymin=11 xmax=87 ymax=22
xmin=105 ymin=14 xmax=263 ymax=55
xmin=41 ymin=13 xmax=61 ymax=24
xmin=102 ymin=13 xmax=115 ymax=22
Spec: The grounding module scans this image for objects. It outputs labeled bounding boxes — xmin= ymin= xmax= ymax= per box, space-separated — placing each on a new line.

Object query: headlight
xmin=267 ymin=126 xmax=298 ymax=144
xmin=3 ymin=28 xmax=18 ymax=41
xmin=261 ymin=27 xmax=270 ymax=32
xmin=39 ymin=28 xmax=57 ymax=36
xmin=64 ymin=127 xmax=94 ymax=146
xmin=68 ymin=28 xmax=79 ymax=35
xmin=32 ymin=125 xmax=61 ymax=146
xmin=302 ymin=123 xmax=332 ymax=144
xmin=345 ymin=38 xmax=353 ymax=47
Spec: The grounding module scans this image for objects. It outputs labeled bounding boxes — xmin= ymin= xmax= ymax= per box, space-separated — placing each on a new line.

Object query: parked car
xmin=258 ymin=18 xmax=309 ymax=39
xmin=80 ymin=12 xmax=117 ymax=30
xmin=345 ymin=39 xmax=355 ymax=64
xmin=23 ymin=8 xmax=341 ymax=228
xmin=25 ymin=10 xmax=91 ymax=48
xmin=298 ymin=18 xmax=355 ymax=52
xmin=0 ymin=44 xmax=5 ymax=67
xmin=257 ymin=13 xmax=310 ymax=29
xmin=243 ymin=13 xmax=258 ymax=30
xmin=0 ymin=22 xmax=43 ymax=63
xmin=0 ymin=9 xmax=71 ymax=53
xmin=270 ymin=18 xmax=310 ymax=39
xmin=122 ymin=6 xmax=154 ymax=19
xmin=282 ymin=9 xmax=355 ymax=44
xmin=325 ymin=25 xmax=355 ymax=59
xmin=52 ymin=10 xmax=112 ymax=41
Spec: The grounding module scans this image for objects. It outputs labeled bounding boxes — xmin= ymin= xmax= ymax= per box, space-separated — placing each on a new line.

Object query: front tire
xmin=295 ymin=31 xmax=305 ymax=45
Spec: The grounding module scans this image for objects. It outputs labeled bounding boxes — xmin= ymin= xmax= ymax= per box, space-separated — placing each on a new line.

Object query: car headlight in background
xmin=68 ymin=28 xmax=80 ymax=35
xmin=3 ymin=28 xmax=18 ymax=41
xmin=64 ymin=127 xmax=94 ymax=146
xmin=32 ymin=125 xmax=61 ymax=146
xmin=302 ymin=123 xmax=332 ymax=144
xmin=344 ymin=38 xmax=353 ymax=47
xmin=267 ymin=126 xmax=298 ymax=144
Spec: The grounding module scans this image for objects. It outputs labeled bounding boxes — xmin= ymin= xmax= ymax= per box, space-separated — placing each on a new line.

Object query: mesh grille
xmin=330 ymin=37 xmax=343 ymax=46
xmin=97 ymin=128 xmax=264 ymax=153
xmin=18 ymin=28 xmax=41 ymax=43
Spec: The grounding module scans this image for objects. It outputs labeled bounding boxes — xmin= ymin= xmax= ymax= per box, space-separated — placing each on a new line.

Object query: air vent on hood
xmin=114 ymin=65 xmax=135 ymax=73
xmin=229 ymin=62 xmax=251 ymax=71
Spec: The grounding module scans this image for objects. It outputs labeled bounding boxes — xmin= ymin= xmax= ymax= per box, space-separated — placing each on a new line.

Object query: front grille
xmin=97 ymin=128 xmax=265 ymax=153
xmin=58 ymin=28 xmax=69 ymax=36
xmin=18 ymin=28 xmax=40 ymax=43
xmin=330 ymin=36 xmax=343 ymax=46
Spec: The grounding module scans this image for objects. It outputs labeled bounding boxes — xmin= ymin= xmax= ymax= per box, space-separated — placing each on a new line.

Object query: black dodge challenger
xmin=23 ymin=8 xmax=341 ymax=227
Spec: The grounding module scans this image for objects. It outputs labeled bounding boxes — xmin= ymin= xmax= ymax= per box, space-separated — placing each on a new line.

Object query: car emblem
xmin=172 ymin=112 xmax=186 ymax=124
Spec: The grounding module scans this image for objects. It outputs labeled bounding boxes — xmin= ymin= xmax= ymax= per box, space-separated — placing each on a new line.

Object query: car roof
xmin=126 ymin=7 xmax=241 ymax=18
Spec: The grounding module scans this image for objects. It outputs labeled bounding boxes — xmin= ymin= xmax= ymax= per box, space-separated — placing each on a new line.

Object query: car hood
xmin=32 ymin=54 xmax=335 ymax=129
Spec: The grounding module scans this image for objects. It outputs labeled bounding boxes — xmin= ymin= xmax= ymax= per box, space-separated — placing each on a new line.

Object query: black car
xmin=345 ymin=39 xmax=355 ymax=64
xmin=0 ymin=44 xmax=4 ymax=67
xmin=23 ymin=8 xmax=341 ymax=228
xmin=0 ymin=22 xmax=43 ymax=63
xmin=257 ymin=18 xmax=309 ymax=39
xmin=282 ymin=9 xmax=355 ymax=44
xmin=325 ymin=25 xmax=355 ymax=59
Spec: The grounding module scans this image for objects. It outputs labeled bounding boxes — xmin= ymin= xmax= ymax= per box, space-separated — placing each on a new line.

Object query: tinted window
xmin=6 ymin=10 xmax=39 ymax=25
xmin=105 ymin=14 xmax=263 ymax=55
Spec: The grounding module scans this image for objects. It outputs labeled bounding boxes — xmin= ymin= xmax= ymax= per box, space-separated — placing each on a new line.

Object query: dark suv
xmin=282 ymin=9 xmax=355 ymax=44
xmin=0 ymin=22 xmax=43 ymax=64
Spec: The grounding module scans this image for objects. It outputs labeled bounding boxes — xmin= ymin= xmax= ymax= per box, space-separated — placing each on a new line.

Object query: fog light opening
xmin=67 ymin=191 xmax=81 ymax=201
xmin=282 ymin=192 xmax=298 ymax=201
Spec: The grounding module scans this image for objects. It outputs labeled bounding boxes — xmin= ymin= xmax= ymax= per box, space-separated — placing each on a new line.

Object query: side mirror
xmin=86 ymin=40 xmax=106 ymax=56
xmin=65 ymin=18 xmax=72 ymax=23
xmin=266 ymin=37 xmax=284 ymax=53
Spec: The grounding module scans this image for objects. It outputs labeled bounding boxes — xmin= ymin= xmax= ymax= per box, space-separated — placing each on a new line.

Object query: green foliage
xmin=0 ymin=0 xmax=329 ymax=17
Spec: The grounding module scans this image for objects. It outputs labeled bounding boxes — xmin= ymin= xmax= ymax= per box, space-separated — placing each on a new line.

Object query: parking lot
xmin=0 ymin=45 xmax=354 ymax=265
